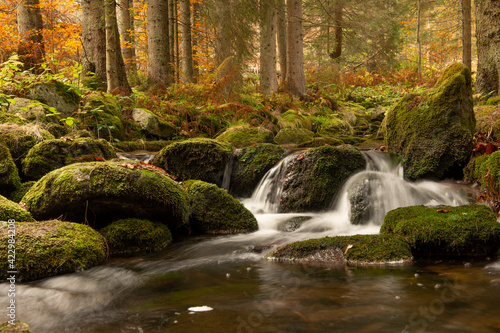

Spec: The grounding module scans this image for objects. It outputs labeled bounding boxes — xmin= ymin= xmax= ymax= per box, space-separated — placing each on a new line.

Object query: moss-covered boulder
xmin=279 ymin=145 xmax=366 ymax=213
xmin=229 ymin=143 xmax=285 ymax=197
xmin=0 ymin=144 xmax=21 ymax=196
xmin=8 ymin=181 xmax=35 ymax=203
xmin=22 ymin=137 xmax=117 ymax=180
xmin=0 ymin=195 xmax=33 ymax=222
xmin=100 ymin=218 xmax=172 ymax=256
xmin=0 ymin=110 xmax=26 ymax=125
xmin=267 ymin=234 xmax=412 ymax=265
xmin=21 ymin=161 xmax=190 ymax=230
xmin=185 ymin=180 xmax=258 ymax=234
xmin=0 ymin=220 xmax=106 ymax=281
xmin=216 ymin=125 xmax=274 ymax=148
xmin=80 ymin=92 xmax=125 ymax=140
xmin=28 ymin=81 xmax=81 ymax=118
xmin=385 ymin=63 xmax=475 ymax=180
xmin=274 ymin=127 xmax=315 ymax=145
xmin=381 ymin=205 xmax=500 ymax=257
xmin=0 ymin=124 xmax=54 ymax=162
xmin=0 ymin=321 xmax=32 ymax=333
xmin=152 ymin=138 xmax=233 ymax=187
xmin=279 ymin=110 xmax=313 ymax=130
xmin=132 ymin=108 xmax=177 ymax=139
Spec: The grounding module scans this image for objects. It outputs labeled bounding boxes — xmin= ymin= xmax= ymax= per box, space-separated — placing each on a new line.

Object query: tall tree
xmin=17 ymin=0 xmax=45 ymax=72
xmin=148 ymin=0 xmax=172 ymax=87
xmin=180 ymin=0 xmax=194 ymax=82
xmin=191 ymin=0 xmax=200 ymax=81
xmin=476 ymin=0 xmax=500 ymax=95
xmin=416 ymin=0 xmax=422 ymax=82
xmin=286 ymin=0 xmax=306 ymax=98
xmin=276 ymin=0 xmax=287 ymax=81
xmin=105 ymin=0 xmax=120 ymax=92
xmin=259 ymin=0 xmax=277 ymax=95
xmin=82 ymin=0 xmax=107 ymax=88
xmin=462 ymin=0 xmax=472 ymax=69
xmin=329 ymin=0 xmax=343 ymax=60
xmin=117 ymin=0 xmax=137 ymax=73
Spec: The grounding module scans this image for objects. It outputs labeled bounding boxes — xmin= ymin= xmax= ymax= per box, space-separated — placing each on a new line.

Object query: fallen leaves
xmin=120 ymin=160 xmax=178 ymax=181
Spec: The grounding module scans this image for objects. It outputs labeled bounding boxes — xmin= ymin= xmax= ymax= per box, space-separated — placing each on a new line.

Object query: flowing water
xmin=2 ymin=151 xmax=500 ymax=333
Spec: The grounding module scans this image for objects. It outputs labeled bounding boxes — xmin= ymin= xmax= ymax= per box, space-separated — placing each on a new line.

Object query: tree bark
xmin=276 ymin=0 xmax=287 ymax=82
xmin=117 ymin=0 xmax=137 ymax=73
xmin=259 ymin=0 xmax=277 ymax=96
xmin=174 ymin=0 xmax=180 ymax=81
xmin=168 ymin=0 xmax=175 ymax=66
xmin=148 ymin=0 xmax=172 ymax=87
xmin=417 ymin=0 xmax=422 ymax=83
xmin=462 ymin=0 xmax=472 ymax=70
xmin=191 ymin=0 xmax=200 ymax=81
xmin=180 ymin=0 xmax=194 ymax=82
xmin=329 ymin=0 xmax=342 ymax=60
xmin=82 ymin=0 xmax=107 ymax=88
xmin=476 ymin=0 xmax=500 ymax=95
xmin=17 ymin=0 xmax=45 ymax=73
xmin=286 ymin=0 xmax=306 ymax=98
xmin=105 ymin=0 xmax=120 ymax=92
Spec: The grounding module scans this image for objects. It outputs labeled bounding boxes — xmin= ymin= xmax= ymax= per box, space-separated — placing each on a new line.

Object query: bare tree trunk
xmin=117 ymin=0 xmax=137 ymax=73
xmin=329 ymin=0 xmax=342 ymax=60
xmin=82 ymin=0 xmax=107 ymax=88
xmin=105 ymin=0 xmax=120 ymax=92
xmin=180 ymin=0 xmax=194 ymax=82
xmin=476 ymin=0 xmax=500 ymax=95
xmin=17 ymin=0 xmax=45 ymax=73
xmin=462 ymin=0 xmax=472 ymax=69
xmin=148 ymin=0 xmax=172 ymax=87
xmin=276 ymin=0 xmax=287 ymax=82
xmin=259 ymin=0 xmax=277 ymax=95
xmin=174 ymin=0 xmax=180 ymax=81
xmin=168 ymin=0 xmax=175 ymax=66
xmin=286 ymin=0 xmax=306 ymax=98
xmin=191 ymin=0 xmax=200 ymax=81
xmin=417 ymin=0 xmax=422 ymax=83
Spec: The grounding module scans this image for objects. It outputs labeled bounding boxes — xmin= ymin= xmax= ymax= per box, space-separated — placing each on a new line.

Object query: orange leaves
xmin=473 ymin=142 xmax=499 ymax=157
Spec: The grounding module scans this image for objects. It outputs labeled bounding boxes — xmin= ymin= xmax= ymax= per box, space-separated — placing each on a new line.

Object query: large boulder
xmin=22 ymin=137 xmax=117 ymax=180
xmin=384 ymin=63 xmax=475 ymax=180
xmin=152 ymin=138 xmax=233 ymax=187
xmin=381 ymin=205 xmax=500 ymax=257
xmin=28 ymin=81 xmax=80 ymax=118
xmin=132 ymin=108 xmax=177 ymax=139
xmin=279 ymin=145 xmax=366 ymax=213
xmin=0 ymin=220 xmax=106 ymax=281
xmin=216 ymin=125 xmax=275 ymax=148
xmin=8 ymin=97 xmax=48 ymax=122
xmin=267 ymin=234 xmax=412 ymax=265
xmin=185 ymin=180 xmax=258 ymax=234
xmin=0 ymin=124 xmax=54 ymax=162
xmin=0 ymin=195 xmax=33 ymax=222
xmin=0 ymin=143 xmax=21 ymax=196
xmin=229 ymin=143 xmax=285 ymax=197
xmin=21 ymin=161 xmax=190 ymax=230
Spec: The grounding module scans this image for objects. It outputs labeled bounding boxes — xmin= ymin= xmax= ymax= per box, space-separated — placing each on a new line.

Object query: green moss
xmin=0 ymin=220 xmax=106 ymax=281
xmin=0 ymin=143 xmax=21 ymax=196
xmin=186 ymin=180 xmax=258 ymax=234
xmin=296 ymin=136 xmax=344 ymax=148
xmin=0 ymin=320 xmax=32 ymax=332
xmin=100 ymin=218 xmax=172 ymax=256
xmin=0 ymin=124 xmax=55 ymax=161
xmin=483 ymin=96 xmax=500 ymax=106
xmin=152 ymin=138 xmax=233 ymax=186
xmin=381 ymin=205 xmax=500 ymax=257
xmin=0 ymin=111 xmax=26 ymax=125
xmin=0 ymin=195 xmax=33 ymax=221
xmin=312 ymin=115 xmax=353 ymax=137
xmin=267 ymin=234 xmax=412 ymax=265
xmin=113 ymin=140 xmax=172 ymax=152
xmin=279 ymin=110 xmax=313 ymax=130
xmin=22 ymin=137 xmax=117 ymax=180
xmin=21 ymin=161 xmax=190 ymax=230
xmin=197 ymin=114 xmax=229 ymax=137
xmin=274 ymin=127 xmax=314 ymax=145
xmin=216 ymin=125 xmax=275 ymax=148
xmin=8 ymin=181 xmax=35 ymax=203
xmin=464 ymin=152 xmax=500 ymax=211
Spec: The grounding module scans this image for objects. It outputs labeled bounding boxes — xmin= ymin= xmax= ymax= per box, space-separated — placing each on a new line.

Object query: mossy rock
xmin=0 ymin=110 xmax=26 ymax=125
xmin=28 ymin=81 xmax=81 ymax=118
xmin=0 ymin=195 xmax=33 ymax=222
xmin=229 ymin=143 xmax=285 ymax=197
xmin=197 ymin=114 xmax=229 ymax=137
xmin=152 ymin=138 xmax=233 ymax=187
xmin=0 ymin=220 xmax=106 ymax=281
xmin=267 ymin=234 xmax=412 ymax=265
xmin=22 ymin=137 xmax=117 ymax=180
xmin=274 ymin=127 xmax=314 ymax=145
xmin=100 ymin=218 xmax=172 ymax=256
xmin=132 ymin=108 xmax=177 ymax=139
xmin=80 ymin=92 xmax=125 ymax=140
xmin=296 ymin=136 xmax=344 ymax=148
xmin=0 ymin=124 xmax=54 ymax=162
xmin=112 ymin=140 xmax=172 ymax=152
xmin=42 ymin=122 xmax=68 ymax=138
xmin=314 ymin=116 xmax=353 ymax=137
xmin=384 ymin=63 xmax=475 ymax=181
xmin=279 ymin=110 xmax=313 ymax=130
xmin=279 ymin=145 xmax=366 ymax=213
xmin=8 ymin=181 xmax=35 ymax=203
xmin=21 ymin=161 xmax=190 ymax=230
xmin=0 ymin=321 xmax=32 ymax=333
xmin=7 ymin=97 xmax=60 ymax=123
xmin=381 ymin=205 xmax=500 ymax=257
xmin=216 ymin=125 xmax=275 ymax=148
xmin=0 ymin=143 xmax=21 ymax=196
xmin=185 ymin=180 xmax=258 ymax=234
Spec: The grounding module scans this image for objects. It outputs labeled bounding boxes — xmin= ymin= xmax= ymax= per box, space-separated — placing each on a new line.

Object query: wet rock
xmin=185 ymin=180 xmax=258 ymax=234
xmin=132 ymin=108 xmax=177 ymax=139
xmin=385 ymin=63 xmax=475 ymax=180
xmin=0 ymin=143 xmax=21 ymax=197
xmin=0 ymin=195 xmax=33 ymax=222
xmin=216 ymin=125 xmax=274 ymax=148
xmin=0 ymin=220 xmax=106 ymax=281
xmin=277 ymin=216 xmax=312 ymax=232
xmin=348 ymin=177 xmax=372 ymax=225
xmin=381 ymin=205 xmax=500 ymax=257
xmin=21 ymin=161 xmax=190 ymax=230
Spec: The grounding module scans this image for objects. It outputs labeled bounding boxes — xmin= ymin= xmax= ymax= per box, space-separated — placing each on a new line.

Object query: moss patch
xmin=0 ymin=320 xmax=32 ymax=333
xmin=185 ymin=180 xmax=258 ymax=234
xmin=0 ymin=143 xmax=21 ymax=196
xmin=7 ymin=181 xmax=35 ymax=203
xmin=0 ymin=195 xmax=33 ymax=222
xmin=0 ymin=220 xmax=106 ymax=281
xmin=113 ymin=140 xmax=172 ymax=152
xmin=381 ymin=205 xmax=500 ymax=257
xmin=267 ymin=234 xmax=412 ymax=265
xmin=274 ymin=127 xmax=314 ymax=145
xmin=100 ymin=218 xmax=172 ymax=256
xmin=0 ymin=111 xmax=26 ymax=125
xmin=216 ymin=125 xmax=274 ymax=148
xmin=0 ymin=124 xmax=54 ymax=162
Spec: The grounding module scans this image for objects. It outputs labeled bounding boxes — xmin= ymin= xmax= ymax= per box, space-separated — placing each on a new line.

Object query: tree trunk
xmin=276 ymin=0 xmax=287 ymax=82
xmin=148 ymin=0 xmax=172 ymax=87
xmin=82 ymin=0 xmax=107 ymax=88
xmin=117 ymin=0 xmax=137 ymax=73
xmin=286 ymin=0 xmax=306 ymax=98
xmin=259 ymin=0 xmax=277 ymax=96
xmin=462 ymin=0 xmax=472 ymax=69
xmin=105 ymin=0 xmax=120 ymax=93
xmin=17 ymin=0 xmax=45 ymax=73
xmin=417 ymin=0 xmax=422 ymax=83
xmin=180 ymin=0 xmax=194 ymax=83
xmin=191 ymin=0 xmax=200 ymax=81
xmin=329 ymin=0 xmax=342 ymax=60
xmin=174 ymin=0 xmax=180 ymax=81
xmin=476 ymin=0 xmax=500 ymax=95
xmin=168 ymin=0 xmax=175 ymax=66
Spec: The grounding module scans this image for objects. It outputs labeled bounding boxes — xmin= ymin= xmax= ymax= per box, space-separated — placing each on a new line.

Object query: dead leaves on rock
xmin=120 ymin=160 xmax=178 ymax=181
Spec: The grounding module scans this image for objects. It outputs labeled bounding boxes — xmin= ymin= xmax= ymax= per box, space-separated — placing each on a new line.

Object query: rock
xmin=381 ymin=205 xmax=500 ymax=257
xmin=7 ymin=97 xmax=48 ymax=122
xmin=316 ymin=116 xmax=353 ymax=137
xmin=0 ymin=110 xmax=26 ymax=125
xmin=0 ymin=195 xmax=33 ymax=222
xmin=100 ymin=218 xmax=172 ymax=256
xmin=28 ymin=81 xmax=80 ymax=118
xmin=21 ymin=161 xmax=190 ymax=230
xmin=132 ymin=108 xmax=177 ymax=139
xmin=464 ymin=151 xmax=500 ymax=212
xmin=0 ymin=124 xmax=54 ymax=162
xmin=0 ymin=143 xmax=21 ymax=196
xmin=277 ymin=216 xmax=312 ymax=232
xmin=384 ymin=63 xmax=475 ymax=180
xmin=216 ymin=125 xmax=275 ymax=148
xmin=274 ymin=127 xmax=314 ymax=145
xmin=8 ymin=181 xmax=35 ymax=203
xmin=279 ymin=145 xmax=366 ymax=213
xmin=279 ymin=110 xmax=313 ymax=130
xmin=296 ymin=136 xmax=344 ymax=148
xmin=22 ymin=137 xmax=117 ymax=180
xmin=230 ymin=143 xmax=285 ymax=197
xmin=267 ymin=234 xmax=412 ymax=265
xmin=81 ymin=92 xmax=125 ymax=140
xmin=0 ymin=321 xmax=32 ymax=333
xmin=185 ymin=180 xmax=258 ymax=234
xmin=152 ymin=138 xmax=233 ymax=187
xmin=348 ymin=177 xmax=372 ymax=225
xmin=0 ymin=220 xmax=106 ymax=281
